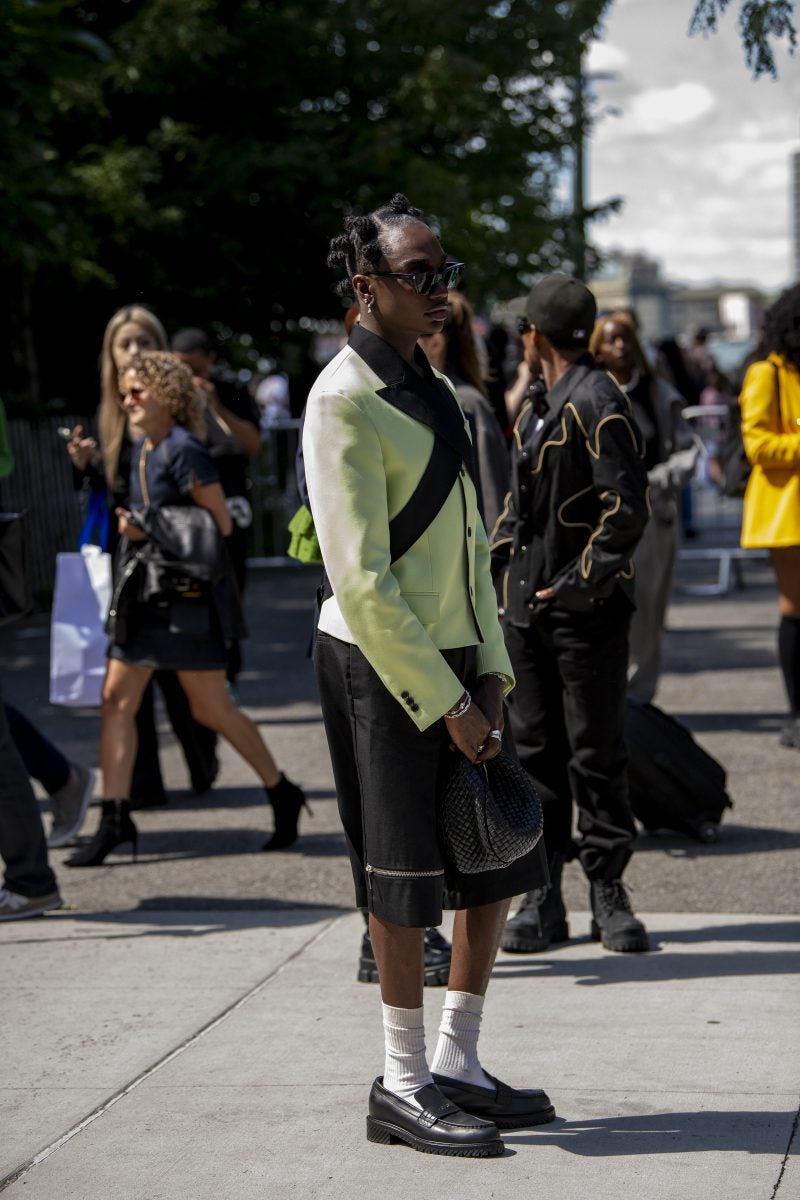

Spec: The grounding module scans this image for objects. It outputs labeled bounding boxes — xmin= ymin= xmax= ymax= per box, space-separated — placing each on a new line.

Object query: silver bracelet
xmin=444 ymin=690 xmax=472 ymax=719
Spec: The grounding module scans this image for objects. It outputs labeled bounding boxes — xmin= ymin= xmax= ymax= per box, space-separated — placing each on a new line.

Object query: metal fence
xmin=0 ymin=416 xmax=304 ymax=599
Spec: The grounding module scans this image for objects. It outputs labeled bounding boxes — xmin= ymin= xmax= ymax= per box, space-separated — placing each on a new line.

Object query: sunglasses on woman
xmin=366 ymin=261 xmax=465 ymax=295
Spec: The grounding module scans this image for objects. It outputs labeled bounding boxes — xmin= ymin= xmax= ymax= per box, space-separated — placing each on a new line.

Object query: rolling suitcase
xmin=624 ymin=698 xmax=732 ymax=843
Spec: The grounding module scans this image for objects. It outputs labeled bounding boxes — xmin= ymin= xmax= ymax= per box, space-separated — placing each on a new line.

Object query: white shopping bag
xmin=49 ymin=545 xmax=113 ymax=707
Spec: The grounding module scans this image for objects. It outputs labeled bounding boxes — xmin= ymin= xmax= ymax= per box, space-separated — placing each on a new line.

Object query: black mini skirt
xmin=108 ymin=596 xmax=227 ymax=672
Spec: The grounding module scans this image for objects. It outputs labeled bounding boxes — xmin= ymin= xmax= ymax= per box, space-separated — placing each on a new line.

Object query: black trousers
xmin=0 ymin=683 xmax=57 ymax=898
xmin=314 ymin=632 xmax=547 ymax=927
xmin=504 ymin=593 xmax=636 ymax=881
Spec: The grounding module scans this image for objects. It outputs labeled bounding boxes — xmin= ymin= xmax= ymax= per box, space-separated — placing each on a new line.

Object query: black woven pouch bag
xmin=438 ymin=750 xmax=543 ymax=875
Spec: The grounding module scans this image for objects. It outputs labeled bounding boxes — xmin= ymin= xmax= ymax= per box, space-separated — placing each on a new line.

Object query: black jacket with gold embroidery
xmin=490 ymin=355 xmax=649 ymax=625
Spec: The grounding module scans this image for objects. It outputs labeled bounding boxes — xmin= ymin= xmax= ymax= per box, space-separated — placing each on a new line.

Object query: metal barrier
xmin=247 ymin=419 xmax=302 ymax=565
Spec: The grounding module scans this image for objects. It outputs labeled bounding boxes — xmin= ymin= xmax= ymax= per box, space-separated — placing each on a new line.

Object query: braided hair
xmin=327 ymin=193 xmax=422 ymax=297
xmin=763 ymin=283 xmax=800 ymax=371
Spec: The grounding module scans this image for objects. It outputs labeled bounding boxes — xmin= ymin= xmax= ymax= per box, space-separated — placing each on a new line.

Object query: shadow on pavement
xmin=634 ymin=825 xmax=800 ymax=856
xmin=506 ymin=1109 xmax=794 ymax=1156
xmin=670 ymin=710 xmax=786 ymax=732
xmin=59 ymin=828 xmax=347 ymax=860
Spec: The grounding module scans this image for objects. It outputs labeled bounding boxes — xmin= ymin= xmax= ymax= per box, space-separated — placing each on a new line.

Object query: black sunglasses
xmin=366 ymin=261 xmax=465 ymax=295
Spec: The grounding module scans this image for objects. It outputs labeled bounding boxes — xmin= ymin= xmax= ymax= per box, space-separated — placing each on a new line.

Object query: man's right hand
xmin=444 ymin=702 xmax=501 ymax=764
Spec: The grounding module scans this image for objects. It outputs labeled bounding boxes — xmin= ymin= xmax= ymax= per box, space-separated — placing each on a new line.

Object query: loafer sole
xmin=491 ymin=1104 xmax=556 ymax=1129
xmin=366 ymin=1116 xmax=504 ymax=1157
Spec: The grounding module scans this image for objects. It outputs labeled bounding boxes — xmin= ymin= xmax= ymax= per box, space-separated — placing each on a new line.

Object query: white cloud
xmin=585 ymin=41 xmax=629 ymax=73
xmin=623 ymin=82 xmax=716 ymax=135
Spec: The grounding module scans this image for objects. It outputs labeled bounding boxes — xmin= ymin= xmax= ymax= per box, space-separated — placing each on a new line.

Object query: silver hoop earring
xmin=365 ymin=294 xmax=374 ymax=314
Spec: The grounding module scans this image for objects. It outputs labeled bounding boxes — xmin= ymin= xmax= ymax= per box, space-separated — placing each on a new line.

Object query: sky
xmin=585 ymin=0 xmax=800 ymax=292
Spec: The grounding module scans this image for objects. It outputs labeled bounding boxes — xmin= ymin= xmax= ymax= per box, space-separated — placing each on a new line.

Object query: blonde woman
xmin=67 ymin=353 xmax=306 ymax=866
xmin=64 ymin=305 xmax=218 ymax=806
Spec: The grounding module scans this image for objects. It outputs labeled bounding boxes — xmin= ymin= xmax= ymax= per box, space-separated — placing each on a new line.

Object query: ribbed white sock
xmin=430 ymin=989 xmax=493 ymax=1089
xmin=381 ymin=1003 xmax=433 ymax=1108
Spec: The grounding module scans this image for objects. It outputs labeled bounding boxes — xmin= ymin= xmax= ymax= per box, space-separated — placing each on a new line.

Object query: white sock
xmin=381 ymin=1003 xmax=433 ymax=1108
xmin=430 ymin=990 xmax=493 ymax=1089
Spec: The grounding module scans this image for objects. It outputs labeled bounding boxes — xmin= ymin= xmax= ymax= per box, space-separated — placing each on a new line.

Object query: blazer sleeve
xmin=304 ymin=388 xmax=466 ymax=731
xmin=741 ymin=361 xmax=800 ymax=468
xmin=472 ymin=512 xmax=515 ymax=689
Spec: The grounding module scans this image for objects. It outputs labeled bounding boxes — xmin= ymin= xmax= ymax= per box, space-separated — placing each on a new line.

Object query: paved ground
xmin=1 ymin=520 xmax=798 ymax=1197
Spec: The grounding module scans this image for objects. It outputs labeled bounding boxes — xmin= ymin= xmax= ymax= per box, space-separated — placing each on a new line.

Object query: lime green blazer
xmin=303 ymin=325 xmax=514 ymax=732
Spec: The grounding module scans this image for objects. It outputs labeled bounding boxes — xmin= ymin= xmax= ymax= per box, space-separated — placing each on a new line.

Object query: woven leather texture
xmin=438 ymin=750 xmax=543 ymax=875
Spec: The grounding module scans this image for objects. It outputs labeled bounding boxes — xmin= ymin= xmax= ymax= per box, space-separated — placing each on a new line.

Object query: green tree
xmin=690 ymin=0 xmax=797 ymax=76
xmin=2 ymin=0 xmax=613 ymax=410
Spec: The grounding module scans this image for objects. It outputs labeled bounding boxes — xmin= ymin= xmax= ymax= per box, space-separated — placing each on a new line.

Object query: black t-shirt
xmin=206 ymin=369 xmax=260 ymax=498
xmin=627 ymin=374 xmax=661 ymax=471
xmin=129 ymin=425 xmax=218 ymax=509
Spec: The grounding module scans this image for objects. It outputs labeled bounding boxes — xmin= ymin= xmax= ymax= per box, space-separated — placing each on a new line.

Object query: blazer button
xmin=411 ymin=702 xmax=420 ymax=713
xmin=401 ymin=690 xmax=409 ymax=699
xmin=467 ymin=527 xmax=472 ymax=536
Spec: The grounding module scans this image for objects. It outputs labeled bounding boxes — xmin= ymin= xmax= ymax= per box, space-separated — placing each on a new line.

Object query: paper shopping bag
xmin=49 ymin=545 xmax=113 ymax=706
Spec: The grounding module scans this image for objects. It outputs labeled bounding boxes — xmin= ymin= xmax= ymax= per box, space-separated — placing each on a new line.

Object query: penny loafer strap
xmin=414 ymin=1085 xmax=463 ymax=1127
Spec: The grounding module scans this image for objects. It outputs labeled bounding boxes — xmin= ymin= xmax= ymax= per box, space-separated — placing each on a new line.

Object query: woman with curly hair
xmin=65 ymin=304 xmax=219 ymax=807
xmin=66 ymin=352 xmax=306 ymax=866
xmin=304 ymin=195 xmax=551 ymax=1156
xmin=740 ymin=283 xmax=800 ymax=748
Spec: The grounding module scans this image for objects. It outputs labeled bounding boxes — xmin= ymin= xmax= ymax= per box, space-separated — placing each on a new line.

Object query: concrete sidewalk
xmin=2 ymin=908 xmax=798 ymax=1199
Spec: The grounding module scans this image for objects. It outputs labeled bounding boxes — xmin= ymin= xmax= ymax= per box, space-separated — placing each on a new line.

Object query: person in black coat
xmin=490 ymin=276 xmax=652 ymax=955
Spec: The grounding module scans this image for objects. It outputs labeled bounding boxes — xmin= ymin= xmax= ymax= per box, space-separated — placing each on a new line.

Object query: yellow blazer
xmin=741 ymin=353 xmax=800 ymax=548
xmin=303 ymin=325 xmax=514 ymax=732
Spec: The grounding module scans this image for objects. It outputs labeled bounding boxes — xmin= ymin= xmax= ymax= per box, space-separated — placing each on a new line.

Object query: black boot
xmin=262 ymin=775 xmax=310 ymax=851
xmin=65 ymin=800 xmax=138 ymax=868
xmin=590 ymin=879 xmax=650 ymax=952
xmin=501 ymin=853 xmax=569 ymax=953
xmin=358 ymin=925 xmax=452 ymax=985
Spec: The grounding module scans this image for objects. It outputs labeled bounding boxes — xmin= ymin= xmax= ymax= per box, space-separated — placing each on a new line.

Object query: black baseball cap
xmin=524 ymin=275 xmax=597 ymax=348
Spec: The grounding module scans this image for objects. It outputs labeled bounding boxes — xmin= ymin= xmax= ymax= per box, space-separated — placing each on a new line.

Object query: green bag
xmin=287 ymin=504 xmax=322 ymax=564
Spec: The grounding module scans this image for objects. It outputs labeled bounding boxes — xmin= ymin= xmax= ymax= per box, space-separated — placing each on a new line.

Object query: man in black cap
xmin=491 ymin=275 xmax=651 ymax=953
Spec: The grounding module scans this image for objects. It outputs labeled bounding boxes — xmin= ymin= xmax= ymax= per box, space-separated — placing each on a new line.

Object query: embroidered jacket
xmin=490 ymin=355 xmax=650 ymax=625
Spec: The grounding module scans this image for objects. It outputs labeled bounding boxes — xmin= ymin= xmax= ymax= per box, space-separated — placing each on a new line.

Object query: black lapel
xmin=348 ymin=324 xmax=473 ymax=467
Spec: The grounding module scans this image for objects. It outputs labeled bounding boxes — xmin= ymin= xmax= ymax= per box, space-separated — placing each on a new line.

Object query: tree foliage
xmin=690 ymin=0 xmax=797 ymax=76
xmin=2 ymin=0 xmax=613 ymax=411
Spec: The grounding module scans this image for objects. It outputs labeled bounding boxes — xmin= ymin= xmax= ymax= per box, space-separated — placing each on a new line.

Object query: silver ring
xmin=488 ymin=730 xmax=502 ymax=740
xmin=475 ymin=743 xmax=485 ymax=754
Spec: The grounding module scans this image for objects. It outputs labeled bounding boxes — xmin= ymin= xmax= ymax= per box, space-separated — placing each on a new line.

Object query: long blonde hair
xmin=99 ymin=305 xmax=167 ymax=486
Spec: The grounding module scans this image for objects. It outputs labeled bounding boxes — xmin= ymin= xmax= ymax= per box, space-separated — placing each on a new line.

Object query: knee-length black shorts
xmin=313 ymin=631 xmax=548 ymax=928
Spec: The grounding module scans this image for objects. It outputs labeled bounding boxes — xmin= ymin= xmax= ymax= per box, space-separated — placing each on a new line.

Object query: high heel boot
xmin=65 ymin=800 xmax=139 ymax=867
xmin=262 ymin=775 xmax=310 ymax=851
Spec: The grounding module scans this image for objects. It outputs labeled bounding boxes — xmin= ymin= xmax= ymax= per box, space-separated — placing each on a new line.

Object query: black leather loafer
xmin=432 ymin=1071 xmax=556 ymax=1129
xmin=366 ymin=1078 xmax=504 ymax=1157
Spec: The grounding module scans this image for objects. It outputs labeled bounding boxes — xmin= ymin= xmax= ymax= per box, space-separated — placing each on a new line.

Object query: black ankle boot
xmin=501 ymin=853 xmax=569 ymax=953
xmin=65 ymin=800 xmax=138 ymax=868
xmin=358 ymin=926 xmax=452 ymax=985
xmin=589 ymin=879 xmax=650 ymax=952
xmin=262 ymin=775 xmax=310 ymax=851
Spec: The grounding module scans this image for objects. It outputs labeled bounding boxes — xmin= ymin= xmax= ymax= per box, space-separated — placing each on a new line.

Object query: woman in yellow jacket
xmin=740 ymin=284 xmax=800 ymax=748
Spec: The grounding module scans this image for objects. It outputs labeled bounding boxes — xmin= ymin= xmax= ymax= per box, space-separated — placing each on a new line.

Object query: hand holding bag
xmin=49 ymin=544 xmax=113 ymax=706
xmin=438 ymin=749 xmax=543 ymax=874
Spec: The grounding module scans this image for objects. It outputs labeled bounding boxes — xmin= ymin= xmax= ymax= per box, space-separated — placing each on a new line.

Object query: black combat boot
xmin=358 ymin=925 xmax=452 ymax=985
xmin=590 ymin=879 xmax=650 ymax=952
xmin=500 ymin=853 xmax=569 ymax=953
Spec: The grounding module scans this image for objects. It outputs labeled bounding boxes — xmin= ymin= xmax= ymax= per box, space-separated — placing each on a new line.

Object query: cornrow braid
xmin=327 ymin=193 xmax=423 ymax=297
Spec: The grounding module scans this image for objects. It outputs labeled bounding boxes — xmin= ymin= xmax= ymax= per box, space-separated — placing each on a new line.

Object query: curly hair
xmin=763 ymin=284 xmax=800 ymax=370
xmin=125 ymin=352 xmax=206 ymax=439
xmin=327 ymin=193 xmax=423 ymax=296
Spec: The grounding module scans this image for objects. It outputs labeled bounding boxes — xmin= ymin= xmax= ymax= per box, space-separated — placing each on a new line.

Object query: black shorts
xmin=313 ymin=631 xmax=547 ymax=927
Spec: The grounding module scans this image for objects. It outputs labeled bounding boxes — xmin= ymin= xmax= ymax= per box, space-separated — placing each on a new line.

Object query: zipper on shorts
xmin=365 ymin=864 xmax=445 ymax=880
